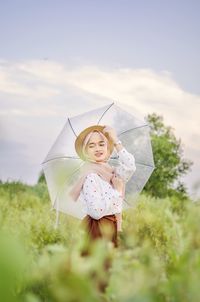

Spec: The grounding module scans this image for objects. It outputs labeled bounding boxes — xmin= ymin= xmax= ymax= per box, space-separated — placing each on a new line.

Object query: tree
xmin=38 ymin=171 xmax=45 ymax=184
xmin=143 ymin=113 xmax=193 ymax=199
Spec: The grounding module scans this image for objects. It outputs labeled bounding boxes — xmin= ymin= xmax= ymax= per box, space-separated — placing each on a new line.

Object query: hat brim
xmin=75 ymin=125 xmax=114 ymax=160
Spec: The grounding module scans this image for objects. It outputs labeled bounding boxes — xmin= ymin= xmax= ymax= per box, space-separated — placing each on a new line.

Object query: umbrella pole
xmin=54 ymin=198 xmax=60 ymax=229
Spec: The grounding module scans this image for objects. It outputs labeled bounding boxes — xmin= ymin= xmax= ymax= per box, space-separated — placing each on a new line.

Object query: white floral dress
xmin=78 ymin=147 xmax=136 ymax=220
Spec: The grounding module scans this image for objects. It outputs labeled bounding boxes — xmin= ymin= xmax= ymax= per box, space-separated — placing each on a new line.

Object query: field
xmin=0 ymin=181 xmax=200 ymax=302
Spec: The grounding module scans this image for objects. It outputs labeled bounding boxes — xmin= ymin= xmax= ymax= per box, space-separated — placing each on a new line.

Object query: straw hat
xmin=75 ymin=125 xmax=114 ymax=160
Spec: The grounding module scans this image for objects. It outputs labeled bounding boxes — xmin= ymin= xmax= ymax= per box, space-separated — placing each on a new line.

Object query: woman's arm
xmin=103 ymin=126 xmax=136 ymax=182
xmin=114 ymin=147 xmax=136 ymax=182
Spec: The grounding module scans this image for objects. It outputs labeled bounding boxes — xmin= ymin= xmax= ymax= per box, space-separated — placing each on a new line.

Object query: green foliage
xmin=37 ymin=171 xmax=45 ymax=184
xmin=0 ymin=231 xmax=28 ymax=302
xmin=144 ymin=113 xmax=193 ymax=199
xmin=0 ymin=181 xmax=200 ymax=301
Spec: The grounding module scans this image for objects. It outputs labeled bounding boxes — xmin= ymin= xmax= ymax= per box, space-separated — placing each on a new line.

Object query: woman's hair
xmin=82 ymin=130 xmax=110 ymax=160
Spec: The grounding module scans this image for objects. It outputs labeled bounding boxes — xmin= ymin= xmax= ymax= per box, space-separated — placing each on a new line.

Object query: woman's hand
xmin=111 ymin=174 xmax=124 ymax=195
xmin=103 ymin=125 xmax=123 ymax=152
xmin=103 ymin=126 xmax=118 ymax=144
xmin=115 ymin=213 xmax=123 ymax=232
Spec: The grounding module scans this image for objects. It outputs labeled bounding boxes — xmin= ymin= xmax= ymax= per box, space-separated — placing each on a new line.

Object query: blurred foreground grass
xmin=0 ymin=181 xmax=200 ymax=302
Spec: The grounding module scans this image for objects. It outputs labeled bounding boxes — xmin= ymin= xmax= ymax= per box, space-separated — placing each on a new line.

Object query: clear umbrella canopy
xmin=42 ymin=102 xmax=155 ymax=220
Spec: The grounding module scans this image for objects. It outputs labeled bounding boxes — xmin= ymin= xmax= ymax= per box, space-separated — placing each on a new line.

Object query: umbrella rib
xmin=42 ymin=156 xmax=80 ymax=164
xmin=42 ymin=157 xmax=155 ymax=169
xmin=123 ymin=197 xmax=133 ymax=207
xmin=135 ymin=162 xmax=155 ymax=169
xmin=97 ymin=102 xmax=114 ymax=125
xmin=109 ymin=158 xmax=155 ymax=169
xmin=118 ymin=124 xmax=149 ymax=136
xmin=68 ymin=118 xmax=77 ymax=137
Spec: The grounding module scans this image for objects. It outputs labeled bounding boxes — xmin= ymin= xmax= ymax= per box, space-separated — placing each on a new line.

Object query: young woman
xmin=70 ymin=125 xmax=136 ymax=249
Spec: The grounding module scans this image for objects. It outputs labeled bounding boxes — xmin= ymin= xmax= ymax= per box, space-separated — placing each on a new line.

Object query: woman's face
xmin=85 ymin=132 xmax=109 ymax=162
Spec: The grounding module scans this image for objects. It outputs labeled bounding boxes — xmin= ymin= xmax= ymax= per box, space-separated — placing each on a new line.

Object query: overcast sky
xmin=0 ymin=0 xmax=200 ymax=198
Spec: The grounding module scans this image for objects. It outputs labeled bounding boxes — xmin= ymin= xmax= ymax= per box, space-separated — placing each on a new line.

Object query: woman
xmin=70 ymin=124 xmax=136 ymax=249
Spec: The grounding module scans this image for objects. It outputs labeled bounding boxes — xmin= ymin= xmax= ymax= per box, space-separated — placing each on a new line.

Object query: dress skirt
xmin=80 ymin=214 xmax=118 ymax=293
xmin=81 ymin=214 xmax=118 ymax=253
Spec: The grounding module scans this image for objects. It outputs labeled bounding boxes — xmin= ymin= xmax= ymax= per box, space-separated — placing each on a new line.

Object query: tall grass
xmin=0 ymin=181 xmax=199 ymax=301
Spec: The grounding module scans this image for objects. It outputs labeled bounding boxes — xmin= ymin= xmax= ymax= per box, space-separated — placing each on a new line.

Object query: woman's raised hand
xmin=103 ymin=125 xmax=123 ymax=151
xmin=102 ymin=126 xmax=118 ymax=144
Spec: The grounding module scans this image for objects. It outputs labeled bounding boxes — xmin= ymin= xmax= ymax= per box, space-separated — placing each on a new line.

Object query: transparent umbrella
xmin=42 ymin=102 xmax=155 ymax=225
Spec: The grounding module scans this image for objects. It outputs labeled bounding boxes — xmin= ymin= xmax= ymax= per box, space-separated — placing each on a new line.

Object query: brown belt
xmin=91 ymin=214 xmax=117 ymax=222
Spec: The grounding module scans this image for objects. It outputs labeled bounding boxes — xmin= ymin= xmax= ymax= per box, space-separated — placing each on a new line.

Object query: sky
xmin=0 ymin=0 xmax=200 ymax=199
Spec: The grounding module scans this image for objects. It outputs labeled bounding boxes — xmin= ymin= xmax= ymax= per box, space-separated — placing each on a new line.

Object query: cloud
xmin=0 ymin=59 xmax=199 ymax=195
xmin=0 ymin=63 xmax=60 ymax=98
xmin=27 ymin=62 xmax=199 ymax=149
xmin=58 ymin=65 xmax=199 ymax=148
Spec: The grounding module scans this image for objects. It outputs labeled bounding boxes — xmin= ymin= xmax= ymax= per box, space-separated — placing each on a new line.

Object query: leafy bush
xmin=0 ymin=181 xmax=200 ymax=301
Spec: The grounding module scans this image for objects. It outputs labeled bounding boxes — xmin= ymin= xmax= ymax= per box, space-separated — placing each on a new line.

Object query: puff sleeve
xmin=115 ymin=147 xmax=136 ymax=182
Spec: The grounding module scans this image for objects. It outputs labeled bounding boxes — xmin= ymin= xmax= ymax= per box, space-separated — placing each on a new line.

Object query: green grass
xmin=0 ymin=180 xmax=199 ymax=302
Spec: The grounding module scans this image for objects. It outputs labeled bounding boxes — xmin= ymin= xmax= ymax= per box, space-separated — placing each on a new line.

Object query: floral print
xmin=79 ymin=147 xmax=136 ymax=219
